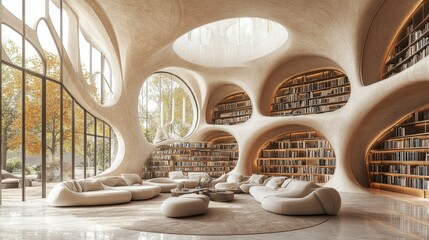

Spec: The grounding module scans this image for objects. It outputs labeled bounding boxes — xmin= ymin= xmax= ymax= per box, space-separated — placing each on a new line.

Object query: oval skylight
xmin=173 ymin=17 xmax=288 ymax=67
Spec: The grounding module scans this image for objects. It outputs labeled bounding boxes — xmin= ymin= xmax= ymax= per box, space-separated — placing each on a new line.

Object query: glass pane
xmin=2 ymin=0 xmax=22 ymax=21
xmin=25 ymin=40 xmax=44 ymax=74
xmin=139 ymin=73 xmax=194 ymax=143
xmin=91 ymin=47 xmax=101 ymax=75
xmin=96 ymin=119 xmax=103 ymax=137
xmin=1 ymin=65 xmax=22 ymax=202
xmin=62 ymin=90 xmax=73 ymax=180
xmin=79 ymin=30 xmax=91 ymax=83
xmin=111 ymin=130 xmax=118 ymax=163
xmin=105 ymin=125 xmax=110 ymax=138
xmin=1 ymin=24 xmax=23 ymax=67
xmin=37 ymin=20 xmax=60 ymax=81
xmin=74 ymin=104 xmax=85 ymax=179
xmin=86 ymin=114 xmax=95 ymax=135
xmin=25 ymin=74 xmax=42 ymax=200
xmin=104 ymin=138 xmax=110 ymax=169
xmin=49 ymin=0 xmax=61 ymax=38
xmin=62 ymin=6 xmax=71 ymax=57
xmin=86 ymin=135 xmax=95 ymax=178
xmin=25 ymin=0 xmax=45 ymax=29
xmin=46 ymin=81 xmax=61 ymax=183
xmin=96 ymin=136 xmax=104 ymax=174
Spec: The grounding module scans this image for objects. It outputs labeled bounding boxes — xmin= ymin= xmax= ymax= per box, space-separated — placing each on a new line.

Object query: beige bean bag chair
xmin=161 ymin=194 xmax=210 ymax=217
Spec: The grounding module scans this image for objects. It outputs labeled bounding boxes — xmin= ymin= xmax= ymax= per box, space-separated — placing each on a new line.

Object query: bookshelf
xmin=367 ymin=106 xmax=429 ymax=198
xmin=149 ymin=136 xmax=238 ymax=178
xmin=270 ymin=69 xmax=350 ymax=116
xmin=257 ymin=131 xmax=335 ymax=184
xmin=383 ymin=0 xmax=429 ymax=79
xmin=212 ymin=92 xmax=252 ymax=125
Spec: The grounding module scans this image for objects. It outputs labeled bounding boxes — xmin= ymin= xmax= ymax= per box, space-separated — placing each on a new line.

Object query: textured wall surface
xmin=62 ymin=0 xmax=429 ymax=193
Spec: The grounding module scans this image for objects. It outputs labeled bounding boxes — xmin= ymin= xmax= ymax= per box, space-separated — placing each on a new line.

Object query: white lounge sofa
xmin=145 ymin=171 xmax=210 ymax=192
xmin=249 ymin=177 xmax=341 ymax=215
xmin=47 ymin=179 xmax=132 ymax=207
xmin=48 ymin=174 xmax=161 ymax=206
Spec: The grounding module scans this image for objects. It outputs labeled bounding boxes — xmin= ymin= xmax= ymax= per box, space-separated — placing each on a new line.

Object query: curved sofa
xmin=249 ymin=178 xmax=341 ymax=215
xmin=48 ymin=175 xmax=162 ymax=207
xmin=47 ymin=180 xmax=132 ymax=207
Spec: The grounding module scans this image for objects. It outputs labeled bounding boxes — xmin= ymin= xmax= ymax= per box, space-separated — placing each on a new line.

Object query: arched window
xmin=138 ymin=72 xmax=197 ymax=143
xmin=79 ymin=29 xmax=115 ymax=105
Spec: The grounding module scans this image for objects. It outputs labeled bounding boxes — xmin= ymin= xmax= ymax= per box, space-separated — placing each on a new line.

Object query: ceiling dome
xmin=173 ymin=17 xmax=288 ymax=68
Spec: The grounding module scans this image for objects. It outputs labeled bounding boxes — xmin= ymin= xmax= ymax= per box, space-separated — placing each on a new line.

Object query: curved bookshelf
xmin=257 ymin=130 xmax=335 ymax=184
xmin=382 ymin=0 xmax=429 ymax=79
xmin=270 ymin=69 xmax=350 ymax=116
xmin=212 ymin=92 xmax=252 ymax=125
xmin=148 ymin=135 xmax=238 ymax=178
xmin=367 ymin=106 xmax=429 ymax=198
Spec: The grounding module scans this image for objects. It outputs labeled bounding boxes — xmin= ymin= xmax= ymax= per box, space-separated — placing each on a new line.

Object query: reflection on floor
xmin=0 ymin=189 xmax=428 ymax=240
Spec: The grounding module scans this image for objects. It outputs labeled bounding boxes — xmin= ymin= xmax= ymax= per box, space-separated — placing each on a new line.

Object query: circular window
xmin=138 ymin=72 xmax=197 ymax=143
xmin=173 ymin=17 xmax=288 ymax=67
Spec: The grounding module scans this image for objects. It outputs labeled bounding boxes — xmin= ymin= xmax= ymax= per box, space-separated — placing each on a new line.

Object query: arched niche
xmin=207 ymin=85 xmax=252 ymax=125
xmin=253 ymin=127 xmax=336 ymax=184
xmin=366 ymin=104 xmax=429 ymax=198
xmin=270 ymin=69 xmax=350 ymax=117
xmin=147 ymin=131 xmax=238 ymax=178
xmin=361 ymin=0 xmax=421 ymax=85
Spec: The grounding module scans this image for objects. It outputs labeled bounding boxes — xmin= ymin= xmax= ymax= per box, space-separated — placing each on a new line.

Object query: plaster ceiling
xmin=83 ymin=0 xmax=386 ymax=87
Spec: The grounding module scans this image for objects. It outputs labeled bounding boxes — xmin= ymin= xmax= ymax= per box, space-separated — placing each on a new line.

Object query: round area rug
xmin=66 ymin=193 xmax=330 ymax=235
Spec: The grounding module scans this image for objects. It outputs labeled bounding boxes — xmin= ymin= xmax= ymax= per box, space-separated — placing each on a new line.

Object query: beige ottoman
xmin=161 ymin=194 xmax=210 ymax=217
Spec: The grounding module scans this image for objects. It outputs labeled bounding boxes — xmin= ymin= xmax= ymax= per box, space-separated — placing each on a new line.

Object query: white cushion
xmin=169 ymin=171 xmax=187 ymax=179
xmin=226 ymin=174 xmax=242 ymax=183
xmin=78 ymin=179 xmax=103 ymax=192
xmin=248 ymin=174 xmax=265 ymax=184
xmin=188 ymin=172 xmax=210 ymax=181
xmin=265 ymin=177 xmax=286 ymax=190
xmin=121 ymin=173 xmax=143 ymax=185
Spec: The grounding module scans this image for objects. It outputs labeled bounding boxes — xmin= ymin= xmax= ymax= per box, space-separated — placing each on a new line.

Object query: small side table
xmin=18 ymin=179 xmax=32 ymax=188
xmin=170 ymin=188 xmax=206 ymax=197
xmin=203 ymin=190 xmax=234 ymax=202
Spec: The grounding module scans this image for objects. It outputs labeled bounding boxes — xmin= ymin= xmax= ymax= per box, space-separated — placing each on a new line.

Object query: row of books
xmin=176 ymin=156 xmax=230 ymax=161
xmin=280 ymin=78 xmax=348 ymax=96
xmin=370 ymin=152 xmax=429 ymax=161
xmin=381 ymin=138 xmax=429 ymax=149
xmin=408 ymin=22 xmax=429 ymax=45
xmin=372 ymin=175 xmax=429 ymax=190
xmin=290 ymin=70 xmax=340 ymax=85
xmin=214 ymin=109 xmax=252 ymax=118
xmin=269 ymin=140 xmax=332 ymax=149
xmin=214 ymin=115 xmax=250 ymax=125
xmin=369 ymin=164 xmax=429 ymax=176
xmin=388 ymin=45 xmax=429 ymax=74
xmin=260 ymin=149 xmax=335 ymax=158
xmin=214 ymin=100 xmax=251 ymax=111
xmin=167 ymin=142 xmax=213 ymax=149
xmin=259 ymin=166 xmax=335 ymax=174
xmin=402 ymin=109 xmax=429 ymax=123
xmin=272 ymin=95 xmax=349 ymax=111
xmin=175 ymin=161 xmax=231 ymax=167
xmin=258 ymin=159 xmax=336 ymax=166
xmin=212 ymin=143 xmax=238 ymax=150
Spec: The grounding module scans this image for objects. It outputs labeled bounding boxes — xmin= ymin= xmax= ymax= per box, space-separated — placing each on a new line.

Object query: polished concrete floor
xmin=0 ymin=189 xmax=428 ymax=240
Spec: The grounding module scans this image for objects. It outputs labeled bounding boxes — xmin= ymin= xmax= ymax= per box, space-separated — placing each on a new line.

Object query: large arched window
xmin=0 ymin=0 xmax=118 ymax=204
xmin=79 ymin=29 xmax=115 ymax=105
xmin=138 ymin=72 xmax=197 ymax=143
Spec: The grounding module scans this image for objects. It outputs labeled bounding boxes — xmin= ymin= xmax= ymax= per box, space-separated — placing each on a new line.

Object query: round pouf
xmin=161 ymin=194 xmax=210 ymax=217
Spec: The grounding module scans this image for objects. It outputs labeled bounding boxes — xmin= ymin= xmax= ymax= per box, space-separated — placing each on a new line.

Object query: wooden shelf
xmin=148 ymin=137 xmax=239 ymax=178
xmin=382 ymin=1 xmax=429 ymax=79
xmin=270 ymin=69 xmax=350 ymax=116
xmin=211 ymin=92 xmax=252 ymax=125
xmin=367 ymin=105 xmax=429 ymax=198
xmin=257 ymin=131 xmax=335 ymax=184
